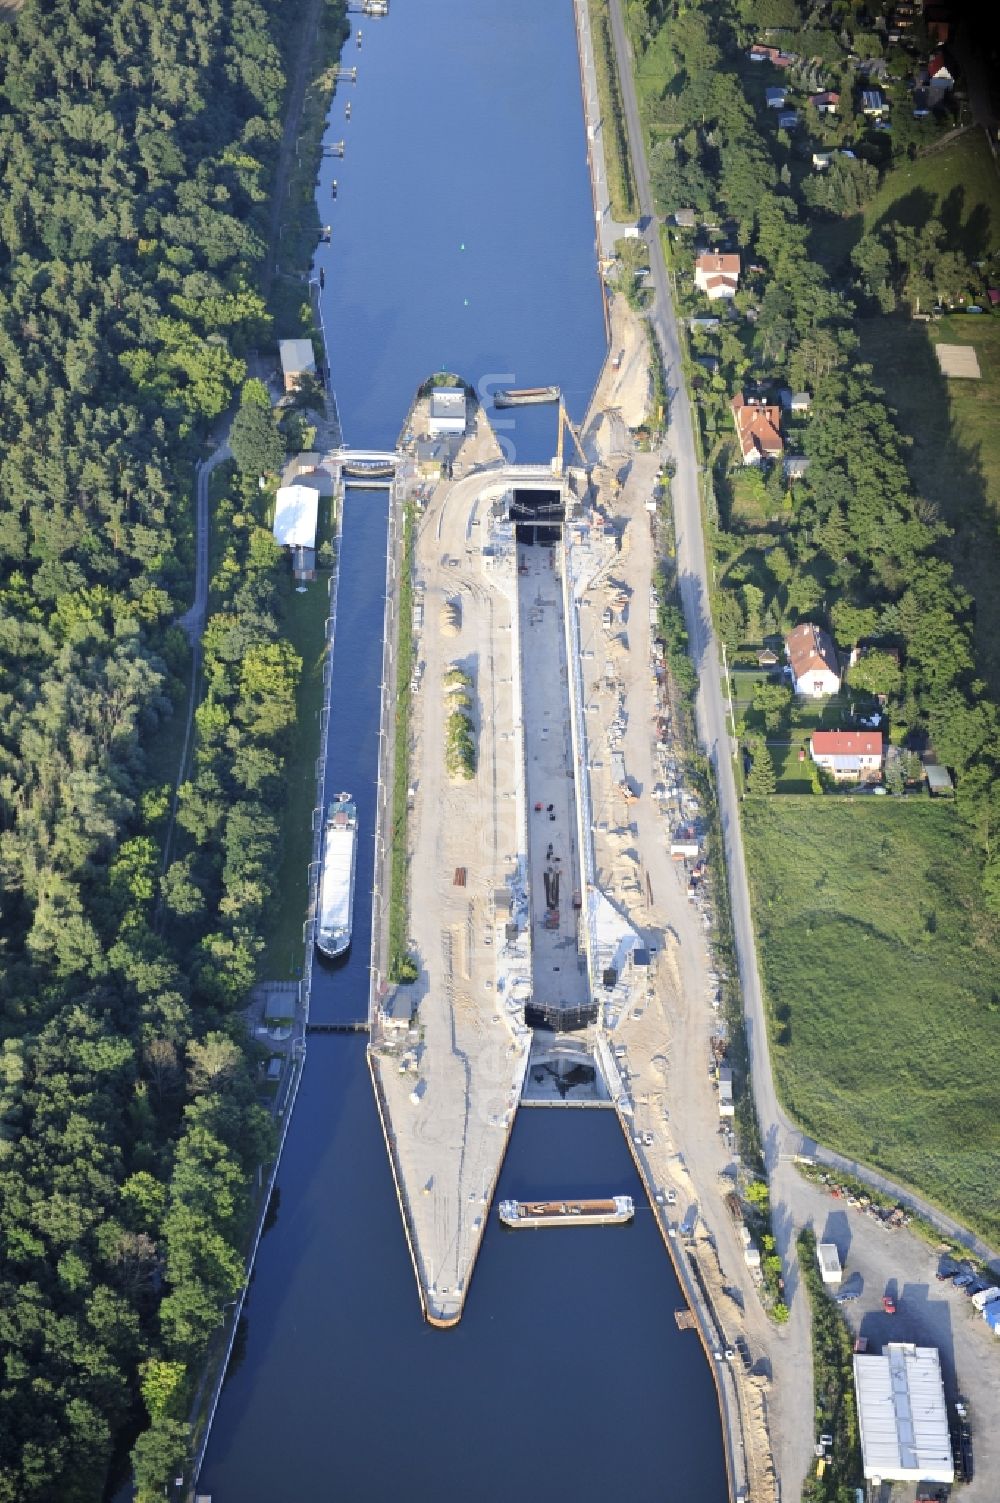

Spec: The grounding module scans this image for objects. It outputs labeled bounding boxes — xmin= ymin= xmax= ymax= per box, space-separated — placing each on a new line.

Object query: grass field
xmin=387 ymin=506 xmax=416 ymax=984
xmin=262 ymin=506 xmax=334 ymax=980
xmin=742 ymin=798 xmax=1000 ymax=1244
xmin=813 ymin=127 xmax=1000 ymax=273
xmin=863 ymin=129 xmax=1000 ymax=254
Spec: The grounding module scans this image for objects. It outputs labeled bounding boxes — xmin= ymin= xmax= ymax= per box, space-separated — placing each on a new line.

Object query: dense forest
xmin=0 ymin=1 xmax=336 ymax=1497
xmin=630 ymin=0 xmax=1000 ymax=905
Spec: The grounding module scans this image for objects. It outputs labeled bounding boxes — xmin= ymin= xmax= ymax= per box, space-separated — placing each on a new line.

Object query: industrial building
xmin=427 ymin=386 xmax=467 ymax=435
xmin=273 ymin=483 xmax=320 ymax=581
xmin=853 ymin=1343 xmax=954 ymax=1485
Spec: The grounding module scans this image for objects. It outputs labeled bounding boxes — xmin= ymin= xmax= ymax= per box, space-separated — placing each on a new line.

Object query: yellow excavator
xmin=554 ymin=394 xmax=588 ymax=474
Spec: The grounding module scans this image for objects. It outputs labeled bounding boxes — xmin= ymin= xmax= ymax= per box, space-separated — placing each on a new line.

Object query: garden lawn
xmin=743 ymin=797 xmax=1000 ymax=1244
xmin=769 ymin=740 xmax=815 ymax=794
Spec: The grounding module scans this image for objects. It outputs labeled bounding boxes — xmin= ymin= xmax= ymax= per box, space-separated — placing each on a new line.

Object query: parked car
xmin=882 ymin=1294 xmax=897 ymax=1314
xmin=953 ymin=1274 xmax=975 ymax=1290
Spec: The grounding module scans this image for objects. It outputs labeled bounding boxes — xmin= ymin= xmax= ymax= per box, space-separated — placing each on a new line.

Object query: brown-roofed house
xmin=695 ymin=252 xmax=741 ymax=301
xmin=810 ymin=731 xmax=883 ymax=781
xmin=786 ymin=622 xmax=840 ymax=696
xmin=731 ymin=393 xmax=783 ymax=465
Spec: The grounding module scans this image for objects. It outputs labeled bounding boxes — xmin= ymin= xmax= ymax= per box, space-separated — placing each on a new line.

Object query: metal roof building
xmin=428 ymin=387 xmax=467 ymax=435
xmin=853 ymin=1343 xmax=954 ymax=1484
xmin=278 ymin=338 xmax=316 ymax=392
xmin=273 ymin=484 xmax=319 ymax=550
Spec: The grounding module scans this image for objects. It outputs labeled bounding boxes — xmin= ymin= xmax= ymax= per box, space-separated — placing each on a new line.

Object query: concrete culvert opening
xmin=511 ymin=487 xmax=564 ymax=546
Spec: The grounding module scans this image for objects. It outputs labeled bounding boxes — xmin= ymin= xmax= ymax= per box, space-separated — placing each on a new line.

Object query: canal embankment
xmin=186 ymin=480 xmax=346 ymax=1490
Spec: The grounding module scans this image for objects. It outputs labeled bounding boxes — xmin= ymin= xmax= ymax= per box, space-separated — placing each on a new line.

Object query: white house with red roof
xmin=731 ymin=393 xmax=783 ymax=465
xmin=810 ymin=730 xmax=883 ymax=781
xmin=785 ymin=622 xmax=840 ymax=696
xmin=695 ymin=252 xmax=741 ymax=300
xmin=927 ymin=52 xmax=955 ymax=102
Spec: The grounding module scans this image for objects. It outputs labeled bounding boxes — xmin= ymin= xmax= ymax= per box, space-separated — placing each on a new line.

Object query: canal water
xmin=200 ymin=0 xmax=727 ymax=1496
xmin=314 ymin=0 xmax=606 ymax=458
xmin=309 ymin=489 xmax=387 ymax=1031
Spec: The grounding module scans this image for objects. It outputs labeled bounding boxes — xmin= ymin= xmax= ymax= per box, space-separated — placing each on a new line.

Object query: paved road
xmin=162 ymin=443 xmax=230 ymax=880
xmin=177 ymin=444 xmax=229 ymax=642
xmin=603 ymin=1 xmax=1000 ymax=1490
xmin=264 ymin=0 xmax=328 ymax=294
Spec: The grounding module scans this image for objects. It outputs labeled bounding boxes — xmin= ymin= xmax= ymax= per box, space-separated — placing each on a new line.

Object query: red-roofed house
xmin=927 ymin=52 xmax=955 ymax=101
xmin=809 ymin=91 xmax=841 ymax=113
xmin=786 ymin=622 xmax=840 ymax=696
xmin=748 ymin=44 xmax=795 ymax=67
xmin=731 ymin=394 xmax=783 ymax=465
xmin=810 ymin=731 xmax=883 ymax=781
xmin=695 ymin=252 xmax=741 ymax=300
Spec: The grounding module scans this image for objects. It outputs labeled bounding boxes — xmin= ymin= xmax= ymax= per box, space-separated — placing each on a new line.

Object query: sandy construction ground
xmin=573 ymin=452 xmax=780 ymax=1499
xmin=370 ymin=416 xmax=531 ymax=1325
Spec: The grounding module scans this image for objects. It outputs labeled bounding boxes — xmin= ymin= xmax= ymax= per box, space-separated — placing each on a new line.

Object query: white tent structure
xmin=273 ymin=484 xmax=319 ymax=550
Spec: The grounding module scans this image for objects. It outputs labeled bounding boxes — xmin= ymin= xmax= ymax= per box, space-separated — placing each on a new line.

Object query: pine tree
xmin=746 ymin=738 xmax=777 ymax=797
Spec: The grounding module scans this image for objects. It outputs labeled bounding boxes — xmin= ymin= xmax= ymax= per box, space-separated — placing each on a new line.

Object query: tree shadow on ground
xmin=857 ymin=315 xmax=999 ymax=694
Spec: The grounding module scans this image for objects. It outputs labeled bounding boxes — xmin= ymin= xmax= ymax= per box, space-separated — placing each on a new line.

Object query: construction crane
xmin=554 ymin=394 xmax=588 ymax=474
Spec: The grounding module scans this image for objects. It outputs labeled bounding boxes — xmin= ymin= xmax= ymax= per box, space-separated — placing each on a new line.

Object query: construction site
xmin=366 ymin=299 xmax=777 ymax=1499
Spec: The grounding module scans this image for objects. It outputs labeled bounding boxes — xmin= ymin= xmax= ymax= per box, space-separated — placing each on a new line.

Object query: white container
xmin=817 ymin=1242 xmax=843 ymax=1286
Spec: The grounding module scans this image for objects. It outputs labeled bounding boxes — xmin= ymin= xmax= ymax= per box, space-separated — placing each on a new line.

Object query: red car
xmin=882 ymin=1295 xmax=896 ymax=1315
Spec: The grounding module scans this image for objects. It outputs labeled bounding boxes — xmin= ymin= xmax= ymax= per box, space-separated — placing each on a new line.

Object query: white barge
xmin=498 ymin=1196 xmax=634 ymax=1228
xmin=316 ymin=792 xmax=358 ymax=958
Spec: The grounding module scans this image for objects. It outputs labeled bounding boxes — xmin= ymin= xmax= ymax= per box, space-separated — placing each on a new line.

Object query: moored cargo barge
xmin=499 ymin=1196 xmax=634 ymax=1228
xmin=493 ymin=385 xmax=561 ymax=408
xmin=316 ymin=792 xmax=358 ymax=958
